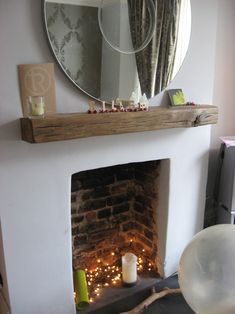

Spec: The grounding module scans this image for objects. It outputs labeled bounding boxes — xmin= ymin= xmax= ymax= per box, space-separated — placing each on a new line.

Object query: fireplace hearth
xmin=71 ymin=160 xmax=162 ymax=305
xmin=77 ymin=276 xmax=162 ymax=314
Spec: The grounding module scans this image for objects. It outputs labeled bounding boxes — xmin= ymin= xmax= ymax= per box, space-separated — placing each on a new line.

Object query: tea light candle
xmin=122 ymin=253 xmax=137 ymax=286
xmin=31 ymin=103 xmax=45 ymax=116
xmin=28 ymin=96 xmax=45 ymax=117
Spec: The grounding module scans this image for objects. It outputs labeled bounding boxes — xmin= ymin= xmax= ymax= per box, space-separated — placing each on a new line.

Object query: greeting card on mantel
xmin=18 ymin=63 xmax=56 ymax=117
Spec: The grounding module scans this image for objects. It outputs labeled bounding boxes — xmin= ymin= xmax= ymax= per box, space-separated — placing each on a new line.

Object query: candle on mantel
xmin=122 ymin=253 xmax=137 ymax=286
xmin=28 ymin=95 xmax=45 ymax=117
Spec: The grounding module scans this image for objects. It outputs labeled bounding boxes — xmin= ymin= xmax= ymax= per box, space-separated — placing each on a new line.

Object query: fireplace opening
xmin=71 ymin=160 xmax=166 ymax=311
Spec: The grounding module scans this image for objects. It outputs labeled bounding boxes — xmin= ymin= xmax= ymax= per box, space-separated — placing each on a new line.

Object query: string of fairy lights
xmin=74 ymin=241 xmax=154 ymax=304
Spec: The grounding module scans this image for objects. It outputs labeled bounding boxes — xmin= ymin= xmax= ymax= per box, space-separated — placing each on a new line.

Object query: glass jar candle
xmin=27 ymin=95 xmax=45 ymax=118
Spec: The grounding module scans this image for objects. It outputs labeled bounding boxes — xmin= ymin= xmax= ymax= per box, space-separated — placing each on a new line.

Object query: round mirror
xmin=43 ymin=0 xmax=191 ymax=103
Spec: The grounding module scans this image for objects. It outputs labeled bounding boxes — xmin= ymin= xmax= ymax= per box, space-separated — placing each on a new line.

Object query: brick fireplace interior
xmin=71 ymin=160 xmax=165 ymax=306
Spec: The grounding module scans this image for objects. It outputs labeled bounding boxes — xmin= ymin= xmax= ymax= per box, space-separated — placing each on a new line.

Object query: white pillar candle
xmin=122 ymin=253 xmax=137 ymax=285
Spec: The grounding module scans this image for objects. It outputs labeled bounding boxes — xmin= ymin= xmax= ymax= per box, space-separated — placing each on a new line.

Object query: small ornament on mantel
xmin=116 ymin=99 xmax=124 ymax=112
xmin=88 ymin=100 xmax=97 ymax=114
xmin=186 ymin=101 xmax=196 ymax=106
xmin=130 ymin=91 xmax=139 ymax=106
xmin=139 ymin=93 xmax=149 ymax=111
xmin=86 ymin=96 xmax=150 ymax=114
xmin=101 ymin=101 xmax=106 ymax=112
xmin=111 ymin=100 xmax=118 ymax=112
xmin=127 ymin=101 xmax=136 ymax=112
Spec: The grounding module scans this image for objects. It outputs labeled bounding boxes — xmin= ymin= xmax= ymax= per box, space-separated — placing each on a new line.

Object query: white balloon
xmin=178 ymin=224 xmax=235 ymax=314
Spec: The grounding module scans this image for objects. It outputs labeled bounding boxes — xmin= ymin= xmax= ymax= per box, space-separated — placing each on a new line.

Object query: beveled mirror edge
xmin=42 ymin=0 xmax=105 ymax=104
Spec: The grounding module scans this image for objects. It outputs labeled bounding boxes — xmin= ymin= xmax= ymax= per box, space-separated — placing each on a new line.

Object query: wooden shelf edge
xmin=20 ymin=105 xmax=218 ymax=144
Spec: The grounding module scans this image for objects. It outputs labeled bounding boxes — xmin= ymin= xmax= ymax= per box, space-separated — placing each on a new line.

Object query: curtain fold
xmin=128 ymin=0 xmax=181 ymax=98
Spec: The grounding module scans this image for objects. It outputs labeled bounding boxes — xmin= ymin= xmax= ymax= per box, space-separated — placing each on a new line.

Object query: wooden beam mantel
xmin=20 ymin=105 xmax=218 ymax=143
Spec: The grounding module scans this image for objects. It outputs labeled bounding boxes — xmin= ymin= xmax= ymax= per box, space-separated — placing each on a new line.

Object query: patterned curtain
xmin=128 ymin=0 xmax=181 ymax=98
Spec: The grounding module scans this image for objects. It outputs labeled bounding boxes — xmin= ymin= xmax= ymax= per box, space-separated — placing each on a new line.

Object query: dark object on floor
xmin=78 ymin=275 xmax=195 ymax=314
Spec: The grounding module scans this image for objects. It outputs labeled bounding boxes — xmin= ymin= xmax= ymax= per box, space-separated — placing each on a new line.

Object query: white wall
xmin=205 ymin=0 xmax=235 ymax=221
xmin=211 ymin=0 xmax=235 ymax=148
xmin=0 ymin=1 xmax=220 ymax=313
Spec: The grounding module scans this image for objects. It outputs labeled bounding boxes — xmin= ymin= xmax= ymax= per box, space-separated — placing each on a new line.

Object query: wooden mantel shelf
xmin=20 ymin=105 xmax=218 ymax=143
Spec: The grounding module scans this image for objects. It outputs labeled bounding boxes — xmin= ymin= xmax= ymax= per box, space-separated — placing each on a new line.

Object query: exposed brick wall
xmin=71 ymin=161 xmax=160 ymax=271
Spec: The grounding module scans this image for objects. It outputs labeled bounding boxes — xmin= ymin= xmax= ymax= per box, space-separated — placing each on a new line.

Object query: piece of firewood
xmin=120 ymin=287 xmax=181 ymax=314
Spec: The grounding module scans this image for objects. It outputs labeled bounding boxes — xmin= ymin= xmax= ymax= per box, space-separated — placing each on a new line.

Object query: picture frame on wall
xmin=18 ymin=63 xmax=56 ymax=117
xmin=167 ymin=89 xmax=186 ymax=106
